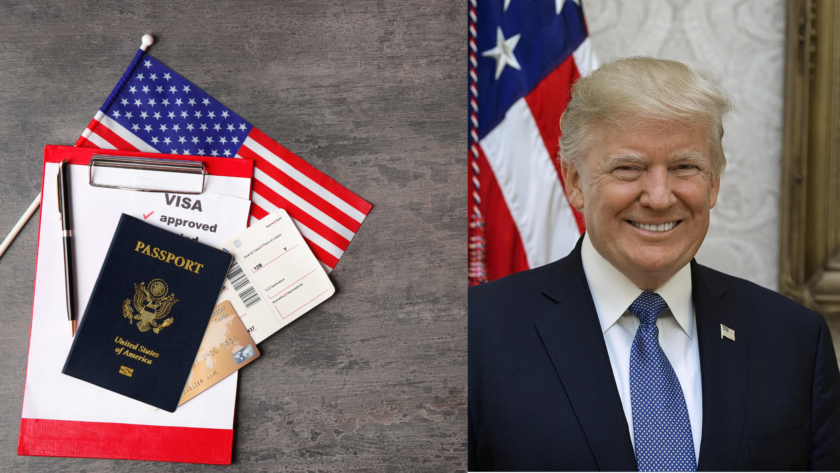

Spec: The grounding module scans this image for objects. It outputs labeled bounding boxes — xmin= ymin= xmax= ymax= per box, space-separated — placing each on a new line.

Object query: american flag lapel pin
xmin=720 ymin=324 xmax=736 ymax=341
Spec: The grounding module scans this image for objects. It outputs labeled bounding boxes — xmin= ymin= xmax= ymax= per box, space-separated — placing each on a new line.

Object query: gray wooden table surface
xmin=0 ymin=1 xmax=467 ymax=471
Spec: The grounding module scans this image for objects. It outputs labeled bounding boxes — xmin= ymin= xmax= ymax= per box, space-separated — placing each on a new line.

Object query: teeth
xmin=631 ymin=221 xmax=678 ymax=232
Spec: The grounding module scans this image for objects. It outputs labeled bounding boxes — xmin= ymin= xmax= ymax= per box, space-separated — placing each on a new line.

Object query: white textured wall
xmin=583 ymin=0 xmax=785 ymax=290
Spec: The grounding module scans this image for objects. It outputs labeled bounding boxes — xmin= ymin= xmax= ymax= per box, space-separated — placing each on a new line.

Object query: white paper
xmin=128 ymin=177 xmax=251 ymax=248
xmin=21 ymin=163 xmax=249 ymax=429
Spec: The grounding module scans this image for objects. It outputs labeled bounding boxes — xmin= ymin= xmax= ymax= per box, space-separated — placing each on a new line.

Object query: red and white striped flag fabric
xmin=467 ymin=0 xmax=597 ymax=284
xmin=76 ymin=47 xmax=371 ymax=273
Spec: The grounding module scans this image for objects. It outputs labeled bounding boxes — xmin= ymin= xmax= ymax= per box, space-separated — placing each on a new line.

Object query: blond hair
xmin=558 ymin=57 xmax=732 ymax=179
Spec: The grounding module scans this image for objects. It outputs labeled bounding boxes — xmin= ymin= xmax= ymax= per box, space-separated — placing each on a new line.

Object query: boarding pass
xmin=215 ymin=210 xmax=335 ymax=343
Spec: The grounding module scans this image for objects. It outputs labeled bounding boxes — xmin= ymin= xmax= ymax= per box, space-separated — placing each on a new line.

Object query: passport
xmin=62 ymin=214 xmax=233 ymax=412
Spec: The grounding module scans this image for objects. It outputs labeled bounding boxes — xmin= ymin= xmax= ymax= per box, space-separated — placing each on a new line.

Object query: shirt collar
xmin=580 ymin=232 xmax=694 ymax=339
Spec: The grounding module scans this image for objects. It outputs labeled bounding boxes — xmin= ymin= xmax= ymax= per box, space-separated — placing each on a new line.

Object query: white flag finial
xmin=140 ymin=34 xmax=154 ymax=51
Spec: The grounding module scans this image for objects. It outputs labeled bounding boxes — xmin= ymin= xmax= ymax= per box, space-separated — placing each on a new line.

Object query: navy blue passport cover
xmin=62 ymin=214 xmax=232 ymax=412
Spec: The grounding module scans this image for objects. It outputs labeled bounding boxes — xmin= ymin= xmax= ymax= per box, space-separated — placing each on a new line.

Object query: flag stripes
xmin=480 ymin=97 xmax=582 ymax=269
xmin=244 ymin=128 xmax=370 ymax=221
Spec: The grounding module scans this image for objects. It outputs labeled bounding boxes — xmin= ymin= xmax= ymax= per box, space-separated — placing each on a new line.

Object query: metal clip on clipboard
xmin=88 ymin=155 xmax=207 ymax=194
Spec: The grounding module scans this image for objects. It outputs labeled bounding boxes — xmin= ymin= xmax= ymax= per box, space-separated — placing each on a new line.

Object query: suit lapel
xmin=534 ymin=242 xmax=637 ymax=471
xmin=692 ymin=262 xmax=748 ymax=471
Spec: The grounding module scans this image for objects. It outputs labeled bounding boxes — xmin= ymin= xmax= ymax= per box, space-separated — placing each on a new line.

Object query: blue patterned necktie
xmin=629 ymin=292 xmax=696 ymax=471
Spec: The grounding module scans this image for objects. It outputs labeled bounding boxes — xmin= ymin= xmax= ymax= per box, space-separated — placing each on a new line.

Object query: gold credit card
xmin=179 ymin=300 xmax=260 ymax=406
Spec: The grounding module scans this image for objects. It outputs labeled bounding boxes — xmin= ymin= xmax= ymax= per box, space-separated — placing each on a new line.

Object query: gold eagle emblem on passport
xmin=122 ymin=278 xmax=178 ymax=334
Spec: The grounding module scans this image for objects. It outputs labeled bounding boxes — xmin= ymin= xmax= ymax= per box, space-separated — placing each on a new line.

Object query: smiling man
xmin=468 ymin=57 xmax=840 ymax=471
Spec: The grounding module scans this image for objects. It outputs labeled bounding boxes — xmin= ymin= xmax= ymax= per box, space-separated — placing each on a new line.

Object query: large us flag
xmin=468 ymin=0 xmax=597 ymax=284
xmin=76 ymin=47 xmax=371 ymax=273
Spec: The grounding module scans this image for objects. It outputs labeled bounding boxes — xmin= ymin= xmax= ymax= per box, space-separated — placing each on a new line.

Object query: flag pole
xmin=0 ymin=193 xmax=41 ymax=259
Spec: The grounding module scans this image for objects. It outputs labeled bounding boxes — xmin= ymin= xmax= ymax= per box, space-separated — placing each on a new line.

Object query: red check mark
xmin=143 ymin=211 xmax=154 ymax=220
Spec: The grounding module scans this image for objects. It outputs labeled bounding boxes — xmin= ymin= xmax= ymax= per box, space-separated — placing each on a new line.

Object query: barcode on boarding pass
xmin=226 ymin=260 xmax=262 ymax=308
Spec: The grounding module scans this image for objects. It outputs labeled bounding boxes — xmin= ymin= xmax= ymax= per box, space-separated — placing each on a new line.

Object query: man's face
xmin=561 ymin=122 xmax=720 ymax=289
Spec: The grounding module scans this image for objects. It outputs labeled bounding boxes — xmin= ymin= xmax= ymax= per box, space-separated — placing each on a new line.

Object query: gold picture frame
xmin=780 ymin=0 xmax=840 ymax=315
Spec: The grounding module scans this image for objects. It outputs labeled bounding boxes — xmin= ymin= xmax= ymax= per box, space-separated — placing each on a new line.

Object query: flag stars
xmin=120 ymin=98 xmax=129 ymax=106
xmin=137 ymin=73 xmax=145 ymax=81
xmin=199 ymin=123 xmax=208 ymax=131
xmin=163 ymin=137 xmax=171 ymax=145
xmin=140 ymin=111 xmax=149 ymax=119
xmin=181 ymin=111 xmax=189 ymax=118
xmin=221 ymin=111 xmax=229 ymax=119
xmin=183 ymin=85 xmax=191 ymax=93
xmin=131 ymin=123 xmax=140 ymax=131
xmin=148 ymin=98 xmax=157 ymax=106
xmin=556 ymin=0 xmax=581 ymax=15
xmin=219 ymin=136 xmax=228 ymax=144
xmin=186 ymin=123 xmax=195 ymax=131
xmin=227 ymin=124 xmax=235 ymax=132
xmin=223 ymin=149 xmax=231 ymax=157
xmin=151 ymin=137 xmax=159 ymax=145
xmin=159 ymin=124 xmax=168 ymax=132
xmin=194 ymin=110 xmax=202 ymax=118
xmin=205 ymin=136 xmax=214 ymax=144
xmin=163 ymin=73 xmax=171 ymax=80
xmin=168 ymin=111 xmax=176 ymax=119
xmin=172 ymin=124 xmax=180 ymax=132
xmin=162 ymin=99 xmax=170 ymax=107
xmin=211 ymin=149 xmax=218 ymax=156
xmin=197 ymin=149 xmax=205 ymax=156
xmin=125 ymin=111 xmax=133 ymax=119
xmin=213 ymin=123 xmax=221 ymax=131
xmin=191 ymin=136 xmax=199 ymax=144
xmin=208 ymin=111 xmax=216 ymax=119
xmin=134 ymin=99 xmax=142 ymax=107
xmin=153 ymin=111 xmax=161 ymax=120
xmin=112 ymin=110 xmax=121 ymax=118
xmin=175 ymin=98 xmax=183 ymax=106
xmin=239 ymin=123 xmax=247 ymax=131
xmin=178 ymin=136 xmax=186 ymax=144
xmin=231 ymin=136 xmax=240 ymax=145
xmin=142 ymin=85 xmax=150 ymax=93
xmin=169 ymin=86 xmax=177 ymax=93
xmin=170 ymin=148 xmax=178 ymax=154
xmin=144 ymin=124 xmax=152 ymax=132
xmin=482 ymin=26 xmax=522 ymax=80
xmin=143 ymin=60 xmax=152 ymax=69
xmin=202 ymin=98 xmax=210 ymax=106
xmin=188 ymin=98 xmax=196 ymax=106
xmin=156 ymin=86 xmax=164 ymax=93
xmin=150 ymin=73 xmax=157 ymax=81
xmin=129 ymin=86 xmax=137 ymax=94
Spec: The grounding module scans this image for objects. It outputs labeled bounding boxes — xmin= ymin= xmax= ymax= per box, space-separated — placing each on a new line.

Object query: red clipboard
xmin=18 ymin=145 xmax=253 ymax=464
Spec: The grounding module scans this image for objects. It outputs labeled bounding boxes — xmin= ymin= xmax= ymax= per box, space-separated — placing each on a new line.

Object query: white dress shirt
xmin=580 ymin=233 xmax=702 ymax=462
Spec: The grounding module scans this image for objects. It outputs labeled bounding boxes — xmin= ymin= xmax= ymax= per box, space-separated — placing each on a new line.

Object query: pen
xmin=57 ymin=159 xmax=77 ymax=336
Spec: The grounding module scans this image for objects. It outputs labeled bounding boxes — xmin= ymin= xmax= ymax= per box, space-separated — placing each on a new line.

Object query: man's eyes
xmin=611 ymin=164 xmax=699 ymax=175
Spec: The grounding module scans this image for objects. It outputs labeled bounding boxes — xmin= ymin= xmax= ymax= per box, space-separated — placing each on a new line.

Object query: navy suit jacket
xmin=469 ymin=237 xmax=840 ymax=471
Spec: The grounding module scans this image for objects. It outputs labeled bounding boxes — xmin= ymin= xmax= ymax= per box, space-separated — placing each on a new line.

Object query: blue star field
xmin=102 ymin=54 xmax=253 ymax=157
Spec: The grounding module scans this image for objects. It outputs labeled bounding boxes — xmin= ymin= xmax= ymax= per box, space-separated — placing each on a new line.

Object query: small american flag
xmin=76 ymin=48 xmax=371 ymax=273
xmin=720 ymin=324 xmax=736 ymax=341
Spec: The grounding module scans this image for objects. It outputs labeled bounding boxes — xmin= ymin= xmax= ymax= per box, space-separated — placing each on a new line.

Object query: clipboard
xmin=18 ymin=145 xmax=253 ymax=464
